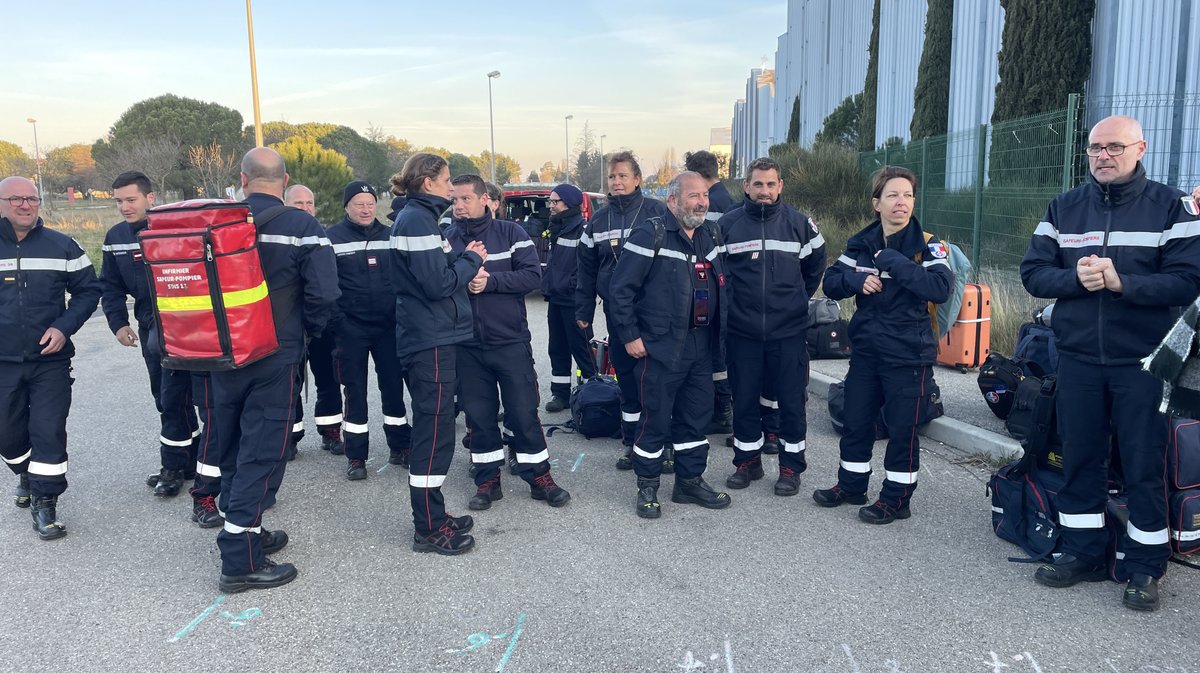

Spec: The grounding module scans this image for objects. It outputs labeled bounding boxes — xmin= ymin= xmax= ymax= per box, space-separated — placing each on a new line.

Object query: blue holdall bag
xmin=1013 ymin=304 xmax=1059 ymax=378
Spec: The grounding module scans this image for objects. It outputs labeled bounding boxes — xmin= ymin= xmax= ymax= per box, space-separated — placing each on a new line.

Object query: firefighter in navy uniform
xmin=610 ymin=171 xmax=731 ymax=518
xmin=542 ymin=183 xmax=596 ymax=410
xmin=327 ymin=180 xmax=412 ymax=480
xmin=815 ymin=166 xmax=952 ymax=523
xmin=444 ymin=174 xmax=570 ymax=511
xmin=0 ymin=176 xmax=101 ymax=540
xmin=100 ymin=171 xmax=199 ymax=497
xmin=213 ymin=148 xmax=340 ymax=592
xmin=390 ymin=153 xmax=486 ymax=556
xmin=1022 ymin=116 xmax=1200 ymax=612
xmin=719 ymin=157 xmax=826 ymax=496
xmin=283 ymin=184 xmax=344 ymax=458
xmin=576 ymin=151 xmax=670 ymax=470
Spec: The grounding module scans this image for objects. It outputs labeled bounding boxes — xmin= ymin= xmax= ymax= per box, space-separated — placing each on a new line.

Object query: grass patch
xmin=43 ymin=202 xmax=119 ymax=274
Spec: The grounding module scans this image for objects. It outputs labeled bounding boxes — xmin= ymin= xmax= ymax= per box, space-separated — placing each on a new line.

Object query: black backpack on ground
xmin=807 ymin=319 xmax=851 ymax=359
xmin=567 ymin=376 xmax=622 ymax=439
xmin=1005 ymin=375 xmax=1058 ymax=445
xmin=828 ymin=378 xmax=944 ymax=439
xmin=977 ymin=352 xmax=1038 ymax=419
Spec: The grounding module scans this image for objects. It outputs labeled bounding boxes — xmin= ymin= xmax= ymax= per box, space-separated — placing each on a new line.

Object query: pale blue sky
xmin=3 ymin=0 xmax=785 ymax=177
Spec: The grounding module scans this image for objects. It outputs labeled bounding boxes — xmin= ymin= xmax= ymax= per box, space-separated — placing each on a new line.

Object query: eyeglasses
xmin=4 ymin=195 xmax=41 ymax=206
xmin=547 ymin=198 xmax=563 ymax=205
xmin=1085 ymin=142 xmax=1141 ymax=157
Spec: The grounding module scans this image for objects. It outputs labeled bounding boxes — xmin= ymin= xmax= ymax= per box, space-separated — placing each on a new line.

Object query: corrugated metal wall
xmin=791 ymin=0 xmax=873 ymax=146
xmin=945 ymin=0 xmax=1004 ymax=187
xmin=875 ymin=0 xmax=927 ymax=145
xmin=774 ymin=32 xmax=792 ymax=147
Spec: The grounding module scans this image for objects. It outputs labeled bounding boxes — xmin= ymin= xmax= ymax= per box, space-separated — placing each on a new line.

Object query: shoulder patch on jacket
xmin=808 ymin=217 xmax=819 ymax=234
xmin=928 ymin=242 xmax=948 ymax=259
xmin=1183 ymin=196 xmax=1200 ymax=217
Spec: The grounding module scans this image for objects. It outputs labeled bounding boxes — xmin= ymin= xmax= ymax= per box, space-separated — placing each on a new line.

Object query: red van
xmin=502 ymin=184 xmax=606 ymax=268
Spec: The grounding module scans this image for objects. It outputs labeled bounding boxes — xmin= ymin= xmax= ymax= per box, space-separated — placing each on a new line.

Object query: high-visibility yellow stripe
xmin=157 ymin=281 xmax=269 ymax=313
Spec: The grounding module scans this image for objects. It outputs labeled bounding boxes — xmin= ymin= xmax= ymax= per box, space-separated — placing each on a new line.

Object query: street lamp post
xmin=487 ymin=70 xmax=501 ymax=184
xmin=26 ymin=118 xmax=42 ymax=203
xmin=245 ymin=0 xmax=264 ymax=147
xmin=563 ymin=114 xmax=573 ymax=182
xmin=599 ymin=134 xmax=606 ymax=193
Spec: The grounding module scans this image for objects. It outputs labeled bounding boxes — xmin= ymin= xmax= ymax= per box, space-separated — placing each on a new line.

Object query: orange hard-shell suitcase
xmin=937 ymin=282 xmax=990 ymax=371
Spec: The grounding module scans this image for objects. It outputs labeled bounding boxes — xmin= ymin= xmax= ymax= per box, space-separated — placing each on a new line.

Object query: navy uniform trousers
xmin=335 ymin=319 xmax=410 ymax=461
xmin=836 ymin=354 xmax=931 ymax=507
xmin=0 ymin=360 xmax=73 ymax=496
xmin=631 ymin=329 xmax=714 ymax=479
xmin=403 ymin=346 xmax=458 ymax=536
xmin=214 ymin=359 xmax=298 ymax=576
xmin=292 ymin=330 xmax=342 ymax=440
xmin=1056 ymin=355 xmax=1170 ymax=577
xmin=189 ymin=372 xmax=220 ymax=498
xmin=546 ymin=302 xmax=595 ymax=400
xmin=728 ymin=334 xmax=808 ymax=471
xmin=139 ymin=324 xmax=198 ymax=472
xmin=459 ymin=342 xmax=550 ymax=485
xmin=605 ymin=306 xmax=642 ymax=448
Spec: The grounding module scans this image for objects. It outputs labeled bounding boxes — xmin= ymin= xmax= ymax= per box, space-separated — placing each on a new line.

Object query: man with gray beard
xmin=609 ymin=171 xmax=731 ymax=519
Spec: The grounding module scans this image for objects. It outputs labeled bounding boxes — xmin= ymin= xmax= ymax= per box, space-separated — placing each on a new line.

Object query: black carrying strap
xmin=1017 ymin=376 xmax=1057 ymax=473
xmin=252 ymin=204 xmax=302 ymax=337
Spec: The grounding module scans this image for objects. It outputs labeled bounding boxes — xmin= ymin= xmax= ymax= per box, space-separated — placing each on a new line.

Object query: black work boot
xmin=389 ymin=447 xmax=410 ymax=468
xmin=219 ymin=560 xmax=298 ymax=593
xmin=469 ymin=476 xmax=503 ymax=511
xmin=636 ymin=477 xmax=661 ymax=519
xmin=153 ymin=469 xmax=185 ymax=497
xmin=812 ymin=484 xmax=868 ymax=508
xmin=445 ymin=513 xmax=474 ymax=534
xmin=726 ymin=459 xmax=765 ymax=489
xmin=762 ymin=433 xmax=781 ymax=455
xmin=858 ymin=500 xmax=911 ymax=524
xmin=191 ymin=494 xmax=223 ymax=529
xmin=346 ymin=459 xmax=367 ymax=481
xmin=260 ymin=528 xmax=289 ymax=555
xmin=14 ymin=473 xmax=31 ymax=508
xmin=320 ymin=427 xmax=344 ymax=455
xmin=615 ymin=446 xmax=633 ymax=471
xmin=544 ymin=396 xmax=569 ymax=413
xmin=530 ymin=471 xmax=571 ymax=507
xmin=30 ymin=495 xmax=67 ymax=541
xmin=412 ymin=523 xmax=475 ymax=555
xmin=1033 ymin=554 xmax=1108 ymax=588
xmin=662 ymin=446 xmax=676 ymax=474
xmin=672 ymin=476 xmax=732 ymax=510
xmin=1123 ymin=573 xmax=1161 ymax=612
xmin=774 ymin=466 xmax=802 ymax=496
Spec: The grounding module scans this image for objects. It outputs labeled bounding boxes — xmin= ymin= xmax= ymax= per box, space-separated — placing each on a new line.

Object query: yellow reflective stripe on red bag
xmin=157 ymin=281 xmax=268 ymax=312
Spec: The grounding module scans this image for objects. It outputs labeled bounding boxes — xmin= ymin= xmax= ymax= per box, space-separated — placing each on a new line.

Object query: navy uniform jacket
xmin=824 ymin=217 xmax=953 ymax=367
xmin=575 ymin=191 xmax=669 ymax=329
xmin=100 ymin=218 xmax=154 ymax=334
xmin=719 ymin=197 xmax=826 ymax=340
xmin=245 ymin=193 xmax=340 ymax=366
xmin=444 ymin=213 xmax=541 ymax=348
xmin=0 ymin=217 xmax=101 ymax=363
xmin=1021 ymin=163 xmax=1200 ymax=366
xmin=327 ymin=217 xmax=395 ymax=328
xmin=541 ymin=211 xmax=584 ymax=307
xmin=609 ymin=210 xmax=728 ymax=367
xmin=705 ymin=182 xmax=737 ymax=221
xmin=389 ymin=193 xmax=484 ymax=358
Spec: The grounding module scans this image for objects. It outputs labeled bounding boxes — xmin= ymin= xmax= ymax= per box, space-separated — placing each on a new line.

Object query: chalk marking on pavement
xmin=842 ymin=644 xmax=863 ymax=673
xmin=1105 ymin=660 xmax=1121 ymax=673
xmin=494 ymin=612 xmax=527 ymax=672
xmin=723 ymin=639 xmax=736 ymax=673
xmin=377 ymin=463 xmax=390 ymax=474
xmin=220 ymin=607 xmax=262 ymax=629
xmin=1024 ymin=652 xmax=1044 ymax=673
xmin=571 ymin=452 xmax=585 ymax=472
xmin=922 ymin=463 xmax=937 ymax=482
xmin=171 ymin=595 xmax=227 ymax=642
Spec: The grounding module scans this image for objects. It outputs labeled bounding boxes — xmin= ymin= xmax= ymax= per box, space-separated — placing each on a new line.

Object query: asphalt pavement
xmin=1 ymin=298 xmax=1197 ymax=673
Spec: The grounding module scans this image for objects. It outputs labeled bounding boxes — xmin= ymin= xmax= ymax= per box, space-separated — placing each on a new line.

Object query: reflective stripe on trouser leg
xmin=308 ymin=330 xmax=342 ymax=430
xmin=768 ymin=337 xmax=809 ymax=473
xmin=374 ymin=323 xmax=411 ymax=453
xmin=630 ymin=356 xmax=671 ymax=478
xmin=213 ymin=361 xmax=298 ymax=576
xmin=457 ymin=345 xmax=506 ymax=486
xmin=668 ymin=331 xmax=715 ymax=479
xmin=877 ymin=364 xmax=928 ymax=508
xmin=1109 ymin=361 xmax=1171 ymax=575
xmin=404 ymin=347 xmax=457 ymax=536
xmin=337 ymin=325 xmax=372 ymax=461
xmin=189 ymin=372 xmax=220 ymax=498
xmin=607 ymin=318 xmax=641 ymax=447
xmin=836 ymin=355 xmax=885 ymax=497
xmin=0 ymin=362 xmax=32 ymax=475
xmin=547 ymin=302 xmax=573 ymax=399
xmin=487 ymin=343 xmax=550 ymax=483
xmin=159 ymin=367 xmax=196 ymax=471
xmin=728 ymin=333 xmax=765 ymax=467
xmin=22 ymin=360 xmax=72 ymax=497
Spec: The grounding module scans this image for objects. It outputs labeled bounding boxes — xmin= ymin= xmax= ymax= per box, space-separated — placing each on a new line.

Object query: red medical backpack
xmin=139 ymin=199 xmax=279 ymax=370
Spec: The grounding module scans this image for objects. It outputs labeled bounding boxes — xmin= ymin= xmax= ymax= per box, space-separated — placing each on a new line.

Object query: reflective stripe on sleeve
xmin=554 ymin=237 xmax=579 ymax=248
xmin=840 ymin=460 xmax=871 ymax=474
xmin=623 ymin=242 xmax=654 ymax=258
xmin=409 ymin=474 xmax=447 ymax=488
xmin=390 ymin=234 xmax=443 ymax=252
xmin=102 ymin=242 xmax=140 ymax=253
xmin=922 ymin=258 xmax=951 ymax=269
xmin=488 ymin=239 xmax=535 ymax=261
xmin=28 ymin=460 xmax=68 ymax=476
xmin=885 ymin=470 xmax=918 ymax=485
xmin=1162 ymin=219 xmax=1200 ymax=243
xmin=1032 ymin=221 xmax=1058 ymax=240
xmin=837 ymin=254 xmax=857 ymax=267
xmin=1059 ymin=512 xmax=1105 ymax=529
xmin=258 ymin=234 xmax=329 ymax=247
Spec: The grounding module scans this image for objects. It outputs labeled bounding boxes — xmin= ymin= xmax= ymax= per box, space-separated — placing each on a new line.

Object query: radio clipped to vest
xmin=139 ymin=199 xmax=283 ymax=370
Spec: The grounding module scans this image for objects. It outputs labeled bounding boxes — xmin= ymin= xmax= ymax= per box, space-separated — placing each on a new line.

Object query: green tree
xmin=910 ymin=0 xmax=954 ymax=140
xmin=471 ymin=151 xmax=522 ymax=185
xmin=272 ymin=136 xmax=353 ymax=225
xmin=537 ymin=161 xmax=557 ymax=183
xmin=0 ymin=140 xmax=33 ymax=180
xmin=320 ymin=126 xmax=391 ymax=186
xmin=786 ymin=96 xmax=802 ymax=144
xmin=446 ymin=153 xmax=478 ymax=178
xmin=992 ymin=0 xmax=1094 ymax=122
xmin=858 ymin=0 xmax=881 ymax=151
xmin=526 ymin=170 xmax=538 ymax=182
xmin=93 ymin=94 xmax=245 ymax=194
xmin=815 ymin=94 xmax=863 ymax=149
xmin=44 ymin=143 xmax=99 ymax=192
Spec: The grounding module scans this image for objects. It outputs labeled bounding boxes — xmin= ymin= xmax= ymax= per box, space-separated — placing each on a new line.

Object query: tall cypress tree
xmin=910 ymin=0 xmax=954 ymax=139
xmin=787 ymin=96 xmax=801 ymax=144
xmin=858 ymin=0 xmax=881 ymax=152
xmin=991 ymin=0 xmax=1094 ymax=122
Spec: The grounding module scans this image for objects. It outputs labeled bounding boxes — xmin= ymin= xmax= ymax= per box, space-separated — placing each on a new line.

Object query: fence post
xmin=1061 ymin=93 xmax=1080 ymax=194
xmin=883 ymin=143 xmax=890 ymax=167
xmin=919 ymin=138 xmax=927 ymax=223
xmin=972 ymin=124 xmax=986 ymax=270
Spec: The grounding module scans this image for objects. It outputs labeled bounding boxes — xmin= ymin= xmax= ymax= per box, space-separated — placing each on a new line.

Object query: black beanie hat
xmin=552 ymin=184 xmax=584 ymax=208
xmin=343 ymin=180 xmax=377 ymax=207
